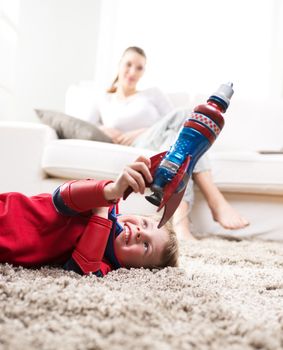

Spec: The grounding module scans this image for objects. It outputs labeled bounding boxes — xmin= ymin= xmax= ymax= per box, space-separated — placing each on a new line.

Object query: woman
xmin=91 ymin=46 xmax=249 ymax=239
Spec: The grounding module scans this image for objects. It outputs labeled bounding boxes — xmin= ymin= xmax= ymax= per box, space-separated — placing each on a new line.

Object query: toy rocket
xmin=124 ymin=82 xmax=234 ymax=228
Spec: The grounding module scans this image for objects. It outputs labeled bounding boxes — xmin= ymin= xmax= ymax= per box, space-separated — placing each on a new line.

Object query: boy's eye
xmin=143 ymin=242 xmax=149 ymax=252
xmin=142 ymin=219 xmax=147 ymax=229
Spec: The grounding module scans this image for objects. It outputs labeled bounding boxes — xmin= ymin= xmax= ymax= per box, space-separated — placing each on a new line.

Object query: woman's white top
xmin=90 ymin=87 xmax=174 ymax=132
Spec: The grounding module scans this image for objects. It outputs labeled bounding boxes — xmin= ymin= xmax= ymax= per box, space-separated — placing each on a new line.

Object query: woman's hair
xmin=107 ymin=46 xmax=147 ymax=93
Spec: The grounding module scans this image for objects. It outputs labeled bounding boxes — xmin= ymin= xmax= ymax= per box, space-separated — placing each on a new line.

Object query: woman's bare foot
xmin=209 ymin=198 xmax=249 ymax=230
xmin=193 ymin=171 xmax=249 ymax=230
xmin=173 ymin=200 xmax=196 ymax=240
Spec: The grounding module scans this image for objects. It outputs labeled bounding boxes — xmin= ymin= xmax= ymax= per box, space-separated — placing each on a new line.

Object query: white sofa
xmin=1 ymin=81 xmax=283 ymax=241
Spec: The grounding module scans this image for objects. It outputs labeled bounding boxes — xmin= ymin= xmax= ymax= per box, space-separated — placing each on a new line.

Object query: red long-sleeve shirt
xmin=0 ymin=181 xmax=118 ymax=276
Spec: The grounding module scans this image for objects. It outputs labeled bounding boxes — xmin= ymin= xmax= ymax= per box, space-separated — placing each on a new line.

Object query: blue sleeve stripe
xmin=52 ymin=186 xmax=78 ymax=216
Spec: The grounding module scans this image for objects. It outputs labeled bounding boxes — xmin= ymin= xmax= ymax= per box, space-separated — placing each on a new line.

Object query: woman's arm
xmin=149 ymin=87 xmax=174 ymax=116
xmin=98 ymin=125 xmax=122 ymax=141
xmin=114 ymin=128 xmax=147 ymax=146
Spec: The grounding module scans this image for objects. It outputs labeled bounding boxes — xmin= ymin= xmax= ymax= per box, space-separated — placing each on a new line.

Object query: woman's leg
xmin=193 ymin=170 xmax=249 ymax=229
xmin=171 ymin=176 xmax=197 ymax=240
xmin=172 ymin=200 xmax=196 ymax=240
xmin=132 ymin=108 xmax=189 ymax=150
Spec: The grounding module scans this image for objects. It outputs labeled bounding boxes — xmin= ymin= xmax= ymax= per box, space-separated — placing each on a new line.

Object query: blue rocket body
xmin=152 ymin=126 xmax=211 ymax=195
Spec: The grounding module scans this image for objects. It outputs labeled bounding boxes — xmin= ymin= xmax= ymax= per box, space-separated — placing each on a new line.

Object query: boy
xmin=0 ymin=156 xmax=179 ymax=277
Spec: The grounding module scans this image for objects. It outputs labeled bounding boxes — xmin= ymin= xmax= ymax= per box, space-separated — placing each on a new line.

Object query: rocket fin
xmin=157 ymin=188 xmax=186 ymax=228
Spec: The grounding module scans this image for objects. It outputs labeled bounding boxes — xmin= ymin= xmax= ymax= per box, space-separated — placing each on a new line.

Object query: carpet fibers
xmin=1 ymin=238 xmax=283 ymax=350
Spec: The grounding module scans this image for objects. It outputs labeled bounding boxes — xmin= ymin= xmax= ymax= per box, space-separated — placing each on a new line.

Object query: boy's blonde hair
xmin=129 ymin=214 xmax=179 ymax=270
xmin=148 ymin=216 xmax=179 ymax=269
xmin=158 ymin=219 xmax=179 ymax=268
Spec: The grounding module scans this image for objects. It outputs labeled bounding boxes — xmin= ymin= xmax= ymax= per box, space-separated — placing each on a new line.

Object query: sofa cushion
xmin=35 ymin=109 xmax=112 ymax=143
xmin=42 ymin=140 xmax=283 ymax=196
xmin=41 ymin=139 xmax=155 ymax=180
xmin=210 ymin=151 xmax=283 ymax=195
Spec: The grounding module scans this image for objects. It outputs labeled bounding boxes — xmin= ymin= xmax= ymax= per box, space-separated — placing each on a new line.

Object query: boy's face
xmin=114 ymin=215 xmax=168 ymax=269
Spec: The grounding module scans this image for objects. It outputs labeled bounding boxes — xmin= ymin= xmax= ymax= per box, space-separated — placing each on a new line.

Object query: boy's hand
xmin=103 ymin=156 xmax=153 ymax=201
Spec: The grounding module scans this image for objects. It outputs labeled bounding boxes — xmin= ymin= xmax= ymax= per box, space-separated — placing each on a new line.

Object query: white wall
xmin=0 ymin=0 xmax=101 ymax=122
xmin=95 ymin=0 xmax=283 ymax=99
xmin=0 ymin=0 xmax=20 ymax=119
xmin=1 ymin=0 xmax=283 ymax=123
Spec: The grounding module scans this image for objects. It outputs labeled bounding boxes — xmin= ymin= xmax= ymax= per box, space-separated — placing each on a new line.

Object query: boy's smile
xmin=123 ymin=224 xmax=131 ymax=245
xmin=114 ymin=215 xmax=168 ymax=269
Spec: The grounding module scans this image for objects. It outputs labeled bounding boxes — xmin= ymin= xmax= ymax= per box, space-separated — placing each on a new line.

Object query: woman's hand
xmin=99 ymin=126 xmax=122 ymax=140
xmin=114 ymin=128 xmax=147 ymax=146
xmin=103 ymin=155 xmax=152 ymax=201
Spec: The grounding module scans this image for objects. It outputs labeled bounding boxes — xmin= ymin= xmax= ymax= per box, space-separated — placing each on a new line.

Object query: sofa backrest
xmin=65 ymin=81 xmax=283 ymax=153
xmin=209 ymin=95 xmax=283 ymax=152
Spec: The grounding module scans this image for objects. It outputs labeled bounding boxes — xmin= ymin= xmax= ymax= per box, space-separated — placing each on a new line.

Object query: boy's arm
xmin=52 ymin=179 xmax=118 ymax=215
xmin=64 ymin=214 xmax=113 ymax=276
xmin=52 ymin=179 xmax=117 ymax=276
xmin=54 ymin=156 xmax=152 ymax=276
xmin=52 ymin=155 xmax=152 ymax=215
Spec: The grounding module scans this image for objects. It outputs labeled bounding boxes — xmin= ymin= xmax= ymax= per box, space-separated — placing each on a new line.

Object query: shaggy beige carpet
xmin=0 ymin=238 xmax=283 ymax=350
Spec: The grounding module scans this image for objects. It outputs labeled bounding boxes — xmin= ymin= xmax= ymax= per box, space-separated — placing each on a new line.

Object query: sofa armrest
xmin=0 ymin=121 xmax=57 ymax=194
